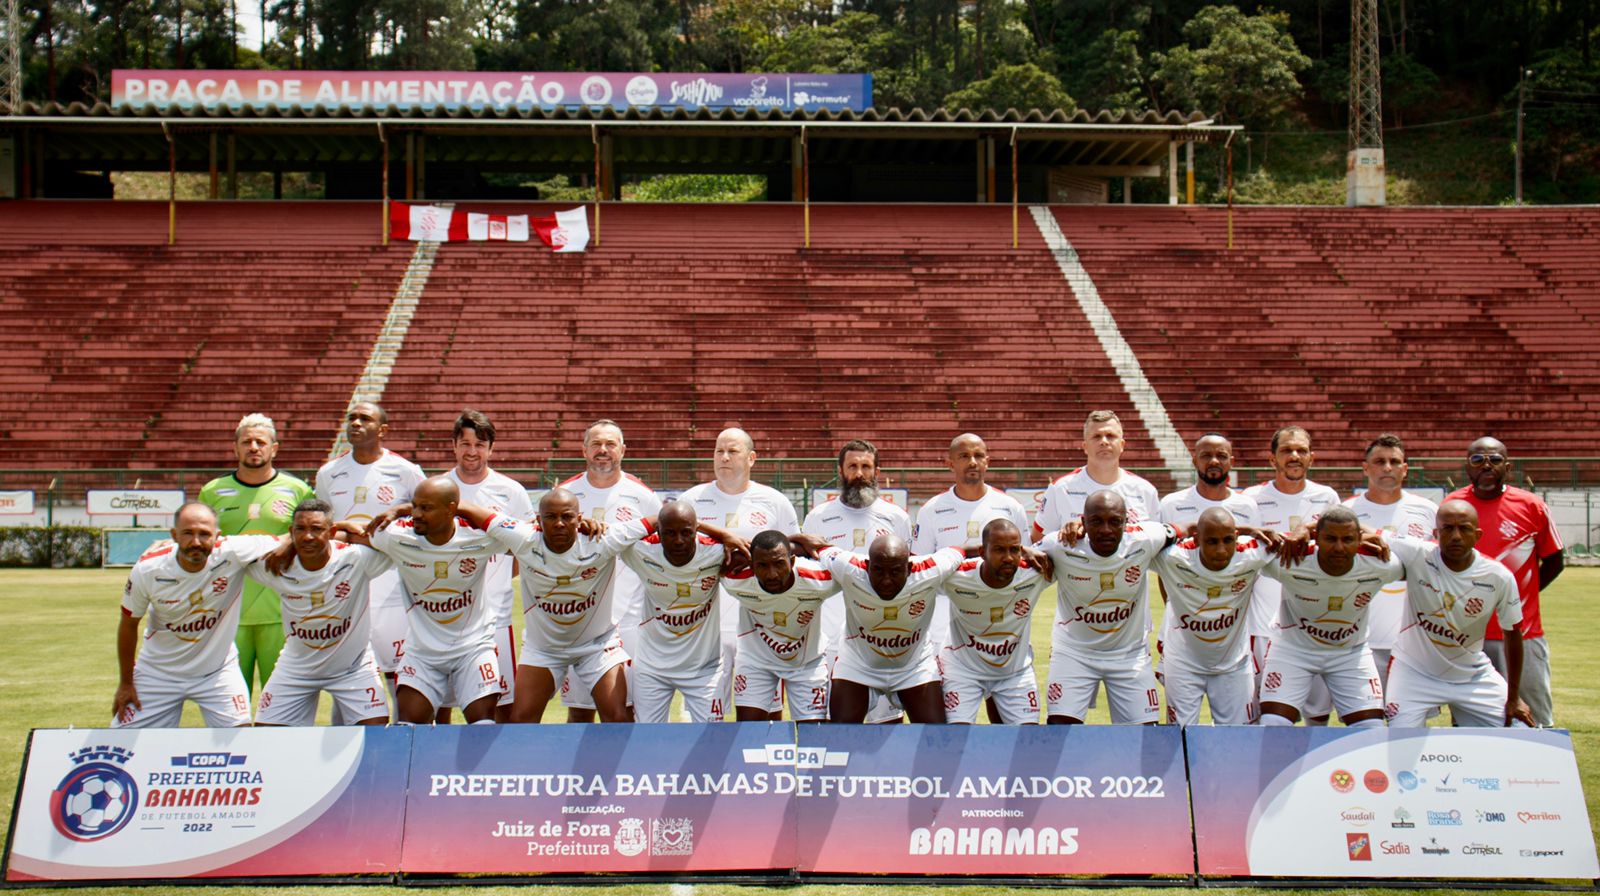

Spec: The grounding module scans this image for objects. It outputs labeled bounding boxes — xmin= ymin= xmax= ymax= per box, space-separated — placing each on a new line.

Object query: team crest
xmin=1123 ymin=565 xmax=1142 ymax=585
xmin=580 ymin=567 xmax=598 ymax=580
xmin=459 ymin=557 xmax=477 ymax=575
xmin=334 ymin=582 xmax=352 ymax=600
xmin=1231 ymin=578 xmax=1250 ymax=594
xmin=883 ymin=606 xmax=899 ymax=621
xmin=1354 ymin=592 xmax=1372 ymax=608
xmin=614 ymin=506 xmax=633 ymax=522
xmin=796 ymin=610 xmax=814 ymax=627
xmin=376 ymin=485 xmax=395 ymax=504
xmin=433 ymin=560 xmax=450 ymax=579
xmin=210 ymin=577 xmax=229 ymax=594
xmin=676 ymin=583 xmax=692 ymax=598
xmin=1409 ymin=523 xmax=1427 ymax=538
xmin=1099 ymin=572 xmax=1116 ymax=590
xmin=908 ymin=600 xmax=926 ymax=617
xmin=1465 ymin=597 xmax=1483 ymax=615
xmin=773 ymin=611 xmax=788 ymax=628
xmin=1500 ymin=519 xmax=1519 ymax=539
xmin=749 ymin=511 xmax=768 ymax=527
xmin=1013 ymin=598 xmax=1030 ymax=617
xmin=700 ymin=576 xmax=719 ymax=592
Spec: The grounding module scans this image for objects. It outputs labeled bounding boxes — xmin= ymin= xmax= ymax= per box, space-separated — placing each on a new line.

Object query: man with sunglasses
xmin=1445 ymin=437 xmax=1565 ymax=727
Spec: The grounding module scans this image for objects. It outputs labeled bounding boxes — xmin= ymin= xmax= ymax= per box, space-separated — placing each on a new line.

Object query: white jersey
xmin=941 ymin=558 xmax=1049 ymax=677
xmin=1152 ymin=536 xmax=1272 ymax=673
xmin=1387 ymin=538 xmax=1522 ymax=683
xmin=245 ymin=542 xmax=392 ymax=677
xmin=559 ymin=471 xmax=661 ymax=626
xmin=448 ymin=468 xmax=533 ymax=628
xmin=622 ymin=531 xmax=729 ymax=673
xmin=315 ymin=448 xmax=426 ymax=526
xmin=681 ymin=481 xmax=799 ymax=538
xmin=805 ymin=497 xmax=911 ymax=551
xmin=1241 ymin=479 xmax=1341 ymax=639
xmin=1157 ymin=486 xmax=1260 ymax=530
xmin=722 ymin=558 xmax=840 ymax=670
xmin=822 ymin=546 xmax=964 ymax=673
xmin=367 ymin=519 xmax=501 ymax=662
xmin=121 ymin=535 xmax=281 ymax=678
xmin=485 ymin=516 xmax=651 ymax=650
xmin=912 ymin=486 xmax=1029 ymax=553
xmin=1034 ymin=467 xmax=1160 ymax=535
xmin=1261 ymin=549 xmax=1404 ymax=657
xmin=1039 ymin=523 xmax=1174 ymax=656
xmin=1345 ymin=491 xmax=1438 ymax=651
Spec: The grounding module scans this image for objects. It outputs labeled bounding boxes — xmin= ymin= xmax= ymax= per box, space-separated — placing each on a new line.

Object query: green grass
xmin=3 ymin=567 xmax=1598 ymax=893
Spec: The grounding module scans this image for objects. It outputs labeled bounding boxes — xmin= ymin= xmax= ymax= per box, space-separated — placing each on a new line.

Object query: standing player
xmin=1345 ymin=434 xmax=1437 ymax=694
xmin=444 ymin=410 xmax=532 ymax=722
xmin=247 ymin=499 xmax=390 ymax=726
xmin=1257 ymin=507 xmax=1402 ymax=728
xmin=1383 ymin=501 xmax=1531 ymax=727
xmin=1242 ymin=426 xmax=1341 ymax=724
xmin=1038 ymin=491 xmax=1177 ymax=725
xmin=112 ymin=504 xmax=282 ymax=728
xmin=1033 ymin=410 xmax=1159 ymax=540
xmin=1447 ymin=437 xmax=1565 ymax=727
xmin=1152 ymin=508 xmax=1275 ymax=725
xmin=820 ymin=535 xmax=967 ymax=724
xmin=362 ymin=477 xmax=504 ymax=725
xmin=1157 ymin=434 xmax=1258 ymax=529
xmin=940 ymin=519 xmax=1051 ymax=724
xmin=557 ymin=420 xmax=660 ymax=723
xmin=315 ymin=402 xmax=426 ymax=698
xmin=722 ymin=531 xmax=841 ymax=721
xmin=198 ymin=413 xmax=313 ymax=698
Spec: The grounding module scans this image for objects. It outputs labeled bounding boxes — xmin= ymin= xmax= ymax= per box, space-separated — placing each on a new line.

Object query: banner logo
xmin=49 ymin=747 xmax=138 ymax=842
xmin=1346 ymin=832 xmax=1372 ymax=861
xmin=651 ymin=817 xmax=693 ymax=855
xmin=614 ymin=818 xmax=647 ymax=856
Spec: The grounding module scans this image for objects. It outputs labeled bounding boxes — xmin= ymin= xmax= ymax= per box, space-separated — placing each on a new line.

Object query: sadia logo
xmin=50 ymin=747 xmax=138 ymax=842
xmin=1380 ymin=840 xmax=1411 ymax=855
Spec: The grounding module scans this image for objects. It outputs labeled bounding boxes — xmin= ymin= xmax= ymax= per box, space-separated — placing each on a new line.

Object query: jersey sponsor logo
xmin=289 ymin=614 xmax=352 ymax=646
xmin=1178 ymin=609 xmax=1238 ymax=640
xmin=1412 ymin=611 xmax=1469 ymax=647
xmin=1295 ymin=616 xmax=1359 ymax=645
xmin=853 ymin=624 xmax=921 ymax=657
xmin=354 ymin=486 xmax=368 ymax=503
xmin=433 ymin=560 xmax=450 ymax=579
xmin=1072 ymin=599 xmax=1134 ymax=631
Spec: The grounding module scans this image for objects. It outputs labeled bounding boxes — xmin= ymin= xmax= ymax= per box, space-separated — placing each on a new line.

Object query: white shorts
xmin=633 ymin=662 xmax=727 ymax=724
xmin=942 ymin=663 xmax=1040 ymax=724
xmin=1252 ymin=634 xmax=1330 ymax=717
xmin=1163 ymin=658 xmax=1255 ymax=726
xmin=1259 ymin=647 xmax=1383 ymax=720
xmin=832 ymin=645 xmax=942 ymax=697
xmin=733 ymin=658 xmax=831 ymax=721
xmin=523 ymin=631 xmax=628 ymax=708
xmin=114 ymin=662 xmax=251 ymax=728
xmin=368 ymin=574 xmax=408 ymax=674
xmin=492 ymin=624 xmax=517 ymax=707
xmin=1385 ymin=658 xmax=1508 ymax=728
xmin=1046 ymin=647 xmax=1160 ymax=724
xmin=257 ymin=652 xmax=388 ymax=726
xmin=397 ymin=643 xmax=503 ymax=712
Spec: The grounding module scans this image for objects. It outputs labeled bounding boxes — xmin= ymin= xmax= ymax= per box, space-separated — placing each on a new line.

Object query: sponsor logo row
xmin=1346 ymin=833 xmax=1558 ymax=860
xmin=1330 ymin=767 xmax=1544 ymax=795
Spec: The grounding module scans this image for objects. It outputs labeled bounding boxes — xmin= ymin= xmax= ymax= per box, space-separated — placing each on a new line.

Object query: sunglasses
xmin=1468 ymin=453 xmax=1507 ymax=467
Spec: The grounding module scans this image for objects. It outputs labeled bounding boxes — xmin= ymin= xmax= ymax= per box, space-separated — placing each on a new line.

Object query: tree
xmin=942 ymin=61 xmax=1074 ymax=112
xmin=1151 ymin=5 xmax=1310 ymax=127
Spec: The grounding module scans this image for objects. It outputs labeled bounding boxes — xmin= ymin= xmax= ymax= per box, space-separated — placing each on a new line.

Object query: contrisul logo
xmin=49 ymin=746 xmax=139 ymax=842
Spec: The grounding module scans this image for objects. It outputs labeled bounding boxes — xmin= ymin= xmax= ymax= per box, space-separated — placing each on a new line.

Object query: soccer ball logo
xmin=51 ymin=762 xmax=137 ymax=842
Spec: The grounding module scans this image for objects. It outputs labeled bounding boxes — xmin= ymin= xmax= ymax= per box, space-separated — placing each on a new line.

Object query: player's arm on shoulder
xmin=113 ymin=578 xmax=145 ymax=719
xmin=788 ymin=532 xmax=831 ymax=559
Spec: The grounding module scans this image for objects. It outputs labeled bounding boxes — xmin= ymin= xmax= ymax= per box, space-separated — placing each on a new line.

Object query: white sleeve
xmin=1385 ymin=535 xmax=1426 ymax=568
xmin=121 ymin=569 xmax=151 ymax=618
xmin=777 ymin=496 xmax=800 ymax=534
xmin=1034 ymin=486 xmax=1063 ymax=534
xmin=1494 ymin=573 xmax=1525 ymax=630
xmin=891 ymin=508 xmax=912 ymax=542
xmin=220 ymin=534 xmax=283 ymax=566
xmin=507 ymin=485 xmax=535 ymax=521
xmin=357 ymin=544 xmax=396 ymax=577
xmin=485 ymin=515 xmax=540 ymax=555
xmin=1007 ymin=499 xmax=1030 ymax=532
xmin=314 ymin=466 xmax=331 ymax=503
xmin=910 ymin=509 xmax=934 ymax=555
xmin=597 ymin=518 xmax=651 ymax=558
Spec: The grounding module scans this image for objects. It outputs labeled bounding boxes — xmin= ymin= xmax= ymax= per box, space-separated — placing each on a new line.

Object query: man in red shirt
xmin=1446 ymin=437 xmax=1565 ymax=726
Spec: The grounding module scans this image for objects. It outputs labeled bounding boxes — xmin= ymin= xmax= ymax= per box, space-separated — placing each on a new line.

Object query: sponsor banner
xmin=1189 ymin=727 xmax=1600 ymax=879
xmin=0 ymin=489 xmax=34 ymax=514
xmin=793 ymin=724 xmax=1192 ymax=875
xmin=400 ymin=722 xmax=797 ymax=873
xmin=112 ymin=71 xmax=871 ymax=113
xmin=86 ymin=489 xmax=185 ymax=516
xmin=6 ymin=727 xmax=410 ymax=881
xmin=810 ymin=488 xmax=911 ymax=510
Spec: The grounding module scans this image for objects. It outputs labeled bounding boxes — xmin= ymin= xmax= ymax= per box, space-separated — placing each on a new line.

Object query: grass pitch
xmin=2 ymin=567 xmax=1598 ymax=894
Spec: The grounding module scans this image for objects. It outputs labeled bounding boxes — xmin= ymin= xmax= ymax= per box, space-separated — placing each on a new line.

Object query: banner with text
xmin=400 ymin=722 xmax=797 ymax=873
xmin=86 ymin=489 xmax=185 ymax=516
xmin=1188 ymin=726 xmax=1600 ymax=879
xmin=5 ymin=727 xmax=410 ymax=881
xmin=112 ymin=71 xmax=871 ymax=113
xmin=792 ymin=724 xmax=1193 ymax=875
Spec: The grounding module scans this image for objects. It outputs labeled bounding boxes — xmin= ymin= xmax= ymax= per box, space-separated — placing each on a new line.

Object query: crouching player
xmin=248 ymin=498 xmax=390 ymax=725
xmin=722 ymin=530 xmax=841 ymax=721
xmin=940 ymin=518 xmax=1051 ymax=724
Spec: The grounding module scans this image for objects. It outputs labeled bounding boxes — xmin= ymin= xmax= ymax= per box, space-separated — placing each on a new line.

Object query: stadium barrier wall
xmin=6 ymin=724 xmax=1597 ymax=883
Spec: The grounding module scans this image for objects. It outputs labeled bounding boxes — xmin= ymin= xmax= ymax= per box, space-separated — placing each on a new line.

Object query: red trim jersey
xmin=680 ymin=481 xmax=799 ymax=539
xmin=912 ymin=485 xmax=1029 ymax=554
xmin=1033 ymin=467 xmax=1160 ymax=537
xmin=314 ymin=448 xmax=426 ymax=526
xmin=1387 ymin=537 xmax=1522 ymax=683
xmin=622 ymin=533 xmax=730 ymax=673
xmin=367 ymin=519 xmax=502 ymax=662
xmin=560 ymin=471 xmax=662 ymax=627
xmin=1260 ymin=548 xmax=1404 ymax=657
xmin=722 ymin=558 xmax=840 ymax=670
xmin=1152 ymin=537 xmax=1273 ymax=673
xmin=449 ymin=468 xmax=534 ymax=628
xmin=245 ymin=542 xmax=393 ymax=677
xmin=821 ymin=546 xmax=964 ymax=673
xmin=1445 ymin=485 xmax=1562 ymax=640
xmin=1039 ymin=524 xmax=1174 ymax=657
xmin=486 ymin=515 xmax=653 ymax=650
xmin=941 ymin=558 xmax=1049 ymax=677
xmin=1240 ymin=480 xmax=1341 ymax=639
xmin=1344 ymin=491 xmax=1438 ymax=651
xmin=121 ymin=535 xmax=282 ymax=678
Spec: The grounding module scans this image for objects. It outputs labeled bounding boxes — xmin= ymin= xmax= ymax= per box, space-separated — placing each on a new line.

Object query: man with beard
xmin=1344 ymin=434 xmax=1436 ymax=695
xmin=1446 ymin=437 xmax=1565 ymax=726
xmin=113 ymin=504 xmax=284 ymax=727
xmin=1242 ymin=426 xmax=1341 ymax=724
xmin=805 ymin=439 xmax=910 ymax=722
xmin=199 ymin=414 xmax=314 ymax=698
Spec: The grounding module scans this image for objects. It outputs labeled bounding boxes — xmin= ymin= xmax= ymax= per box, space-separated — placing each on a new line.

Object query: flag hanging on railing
xmin=389 ymin=202 xmax=589 ymax=252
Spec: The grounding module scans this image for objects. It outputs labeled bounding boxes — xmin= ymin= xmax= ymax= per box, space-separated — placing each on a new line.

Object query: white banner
xmin=0 ymin=490 xmax=35 ymax=515
xmin=86 ymin=490 xmax=185 ymax=516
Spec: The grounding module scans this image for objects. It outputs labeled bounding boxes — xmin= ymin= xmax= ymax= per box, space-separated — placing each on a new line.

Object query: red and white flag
xmin=390 ymin=202 xmax=589 ymax=252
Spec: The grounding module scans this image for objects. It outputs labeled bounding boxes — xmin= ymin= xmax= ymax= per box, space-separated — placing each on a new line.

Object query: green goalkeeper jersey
xmin=197 ymin=471 xmax=314 ymax=625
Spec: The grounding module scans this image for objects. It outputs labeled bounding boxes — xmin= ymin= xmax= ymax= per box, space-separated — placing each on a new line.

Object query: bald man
xmin=939 ymin=518 xmax=1051 ymax=724
xmin=360 ymin=476 xmax=505 ymax=724
xmin=114 ymin=503 xmax=285 ymax=728
xmin=1383 ymin=500 xmax=1532 ymax=727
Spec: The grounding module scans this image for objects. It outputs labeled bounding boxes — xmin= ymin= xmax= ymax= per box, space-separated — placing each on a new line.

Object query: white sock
xmin=1348 ymin=717 xmax=1385 ymax=728
xmin=470 ymin=718 xmax=497 ymax=725
xmin=1259 ymin=712 xmax=1294 ymax=727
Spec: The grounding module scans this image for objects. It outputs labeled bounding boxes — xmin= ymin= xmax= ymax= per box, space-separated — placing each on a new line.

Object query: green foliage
xmin=1059 ymin=27 xmax=1149 ymax=114
xmin=942 ymin=62 xmax=1074 ymax=114
xmin=1516 ymin=48 xmax=1600 ymax=187
xmin=0 ymin=527 xmax=102 ymax=568
xmin=627 ymin=173 xmax=766 ymax=202
xmin=1152 ymin=5 xmax=1310 ymax=127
